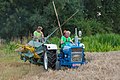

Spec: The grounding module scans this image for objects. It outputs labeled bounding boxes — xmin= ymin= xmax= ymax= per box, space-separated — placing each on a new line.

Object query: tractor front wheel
xmin=47 ymin=50 xmax=57 ymax=69
xmin=55 ymin=61 xmax=61 ymax=70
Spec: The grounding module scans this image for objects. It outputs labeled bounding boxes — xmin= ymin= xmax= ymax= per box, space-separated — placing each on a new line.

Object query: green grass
xmin=0 ymin=42 xmax=20 ymax=63
xmin=82 ymin=33 xmax=120 ymax=52
xmin=0 ymin=42 xmax=18 ymax=54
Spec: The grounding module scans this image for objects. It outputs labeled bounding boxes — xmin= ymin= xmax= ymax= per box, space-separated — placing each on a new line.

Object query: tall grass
xmin=0 ymin=42 xmax=18 ymax=54
xmin=1 ymin=33 xmax=120 ymax=53
xmin=0 ymin=42 xmax=20 ymax=63
xmin=82 ymin=33 xmax=120 ymax=52
xmin=49 ymin=36 xmax=60 ymax=46
xmin=49 ymin=33 xmax=120 ymax=52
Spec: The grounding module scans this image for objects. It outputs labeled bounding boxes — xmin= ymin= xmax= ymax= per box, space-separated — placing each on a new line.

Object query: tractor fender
xmin=44 ymin=44 xmax=57 ymax=50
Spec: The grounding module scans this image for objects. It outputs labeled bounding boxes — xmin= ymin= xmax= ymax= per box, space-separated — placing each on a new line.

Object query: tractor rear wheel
xmin=43 ymin=51 xmax=48 ymax=70
xmin=47 ymin=50 xmax=57 ymax=69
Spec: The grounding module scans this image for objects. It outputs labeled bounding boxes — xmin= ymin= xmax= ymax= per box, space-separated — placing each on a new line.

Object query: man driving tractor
xmin=60 ymin=30 xmax=73 ymax=48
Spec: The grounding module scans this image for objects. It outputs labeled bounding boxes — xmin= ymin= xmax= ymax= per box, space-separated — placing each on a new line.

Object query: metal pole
xmin=61 ymin=10 xmax=79 ymax=27
xmin=52 ymin=1 xmax=63 ymax=36
xmin=45 ymin=10 xmax=79 ymax=40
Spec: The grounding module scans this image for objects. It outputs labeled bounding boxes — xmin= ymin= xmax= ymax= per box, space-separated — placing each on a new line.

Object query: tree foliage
xmin=0 ymin=0 xmax=119 ymax=40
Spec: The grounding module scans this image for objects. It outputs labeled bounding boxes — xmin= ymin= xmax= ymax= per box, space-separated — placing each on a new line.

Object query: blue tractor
xmin=56 ymin=28 xmax=86 ymax=69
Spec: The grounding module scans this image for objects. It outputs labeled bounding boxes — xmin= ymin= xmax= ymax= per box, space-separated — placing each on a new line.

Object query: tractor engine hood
xmin=63 ymin=46 xmax=71 ymax=53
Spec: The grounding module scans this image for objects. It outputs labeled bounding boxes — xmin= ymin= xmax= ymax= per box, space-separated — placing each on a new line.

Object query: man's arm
xmin=60 ymin=36 xmax=64 ymax=44
xmin=69 ymin=37 xmax=74 ymax=44
xmin=41 ymin=32 xmax=44 ymax=38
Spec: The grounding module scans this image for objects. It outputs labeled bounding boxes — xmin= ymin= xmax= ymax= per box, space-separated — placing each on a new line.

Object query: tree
xmin=0 ymin=0 xmax=119 ymax=40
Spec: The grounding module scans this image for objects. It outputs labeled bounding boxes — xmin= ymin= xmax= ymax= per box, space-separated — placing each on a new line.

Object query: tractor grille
xmin=71 ymin=48 xmax=82 ymax=62
xmin=72 ymin=48 xmax=82 ymax=52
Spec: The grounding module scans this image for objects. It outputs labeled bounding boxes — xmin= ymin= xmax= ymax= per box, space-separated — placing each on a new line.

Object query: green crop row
xmin=0 ymin=33 xmax=120 ymax=53
xmin=49 ymin=33 xmax=120 ymax=52
xmin=82 ymin=33 xmax=120 ymax=52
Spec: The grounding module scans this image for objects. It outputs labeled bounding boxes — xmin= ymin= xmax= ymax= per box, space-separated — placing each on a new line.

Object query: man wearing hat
xmin=33 ymin=26 xmax=44 ymax=42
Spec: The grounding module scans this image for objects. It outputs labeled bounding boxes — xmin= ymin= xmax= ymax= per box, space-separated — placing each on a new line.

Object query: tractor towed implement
xmin=16 ymin=41 xmax=58 ymax=70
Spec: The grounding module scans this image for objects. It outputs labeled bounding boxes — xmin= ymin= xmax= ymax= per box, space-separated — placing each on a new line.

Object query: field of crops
xmin=83 ymin=33 xmax=120 ymax=52
xmin=50 ymin=33 xmax=120 ymax=52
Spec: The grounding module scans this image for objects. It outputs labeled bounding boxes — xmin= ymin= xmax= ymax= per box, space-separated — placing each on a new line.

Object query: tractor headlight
xmin=79 ymin=31 xmax=82 ymax=37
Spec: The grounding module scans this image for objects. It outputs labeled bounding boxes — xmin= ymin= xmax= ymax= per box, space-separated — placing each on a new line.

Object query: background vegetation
xmin=0 ymin=0 xmax=120 ymax=39
xmin=0 ymin=33 xmax=119 ymax=53
xmin=0 ymin=0 xmax=120 ymax=52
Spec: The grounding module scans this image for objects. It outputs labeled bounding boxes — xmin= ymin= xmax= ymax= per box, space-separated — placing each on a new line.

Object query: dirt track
xmin=18 ymin=51 xmax=120 ymax=80
xmin=0 ymin=51 xmax=120 ymax=80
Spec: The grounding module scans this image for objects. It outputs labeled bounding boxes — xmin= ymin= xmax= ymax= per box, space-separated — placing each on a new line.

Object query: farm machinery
xmin=16 ymin=1 xmax=86 ymax=70
xmin=56 ymin=28 xmax=86 ymax=69
xmin=16 ymin=40 xmax=58 ymax=70
xmin=16 ymin=28 xmax=86 ymax=70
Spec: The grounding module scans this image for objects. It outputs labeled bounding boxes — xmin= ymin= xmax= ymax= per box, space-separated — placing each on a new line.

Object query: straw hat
xmin=37 ymin=26 xmax=43 ymax=30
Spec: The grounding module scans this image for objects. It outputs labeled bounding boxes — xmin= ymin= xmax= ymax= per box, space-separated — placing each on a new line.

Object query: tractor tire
xmin=43 ymin=51 xmax=48 ymax=71
xmin=20 ymin=55 xmax=24 ymax=60
xmin=47 ymin=50 xmax=57 ymax=69
xmin=55 ymin=61 xmax=61 ymax=70
xmin=83 ymin=53 xmax=86 ymax=61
